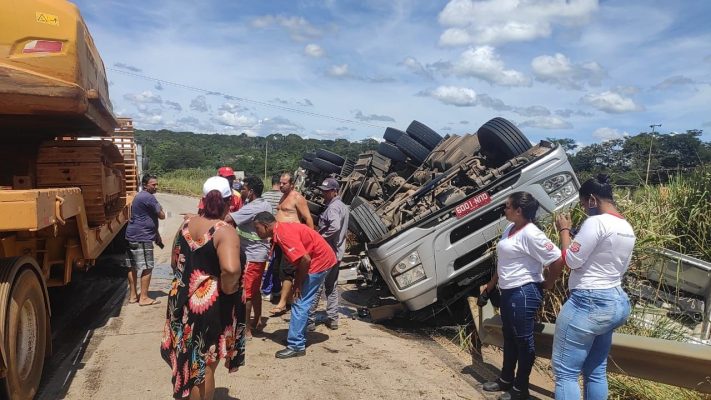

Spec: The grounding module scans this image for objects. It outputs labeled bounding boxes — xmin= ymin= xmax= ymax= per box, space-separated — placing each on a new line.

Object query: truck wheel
xmin=477 ymin=117 xmax=532 ymax=166
xmin=312 ymin=158 xmax=341 ymax=174
xmin=383 ymin=127 xmax=405 ymax=144
xmin=406 ymin=120 xmax=442 ymax=150
xmin=302 ymin=152 xmax=316 ymax=162
xmin=377 ymin=142 xmax=406 ymax=162
xmin=395 ymin=134 xmax=430 ymax=164
xmin=315 ymin=149 xmax=345 ymax=167
xmin=307 ymin=200 xmax=324 ymax=215
xmin=350 ymin=197 xmax=389 ymax=242
xmin=1 ymin=267 xmax=47 ymax=400
xmin=299 ymin=160 xmax=320 ymax=173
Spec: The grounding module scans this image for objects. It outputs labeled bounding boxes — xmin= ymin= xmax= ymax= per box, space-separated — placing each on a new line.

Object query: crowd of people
xmin=122 ymin=168 xmax=635 ymax=400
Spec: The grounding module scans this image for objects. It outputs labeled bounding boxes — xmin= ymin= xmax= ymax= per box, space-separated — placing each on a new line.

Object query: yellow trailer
xmin=0 ymin=1 xmax=137 ymax=398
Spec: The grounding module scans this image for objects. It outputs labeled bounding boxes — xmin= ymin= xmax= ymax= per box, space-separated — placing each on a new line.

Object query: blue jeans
xmin=286 ymin=268 xmax=331 ymax=351
xmin=552 ymin=286 xmax=631 ymax=400
xmin=261 ymin=252 xmax=281 ymax=295
xmin=499 ymin=282 xmax=543 ymax=393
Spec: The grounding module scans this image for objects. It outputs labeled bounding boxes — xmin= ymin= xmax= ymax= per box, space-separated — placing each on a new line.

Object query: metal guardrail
xmin=469 ymin=297 xmax=711 ymax=394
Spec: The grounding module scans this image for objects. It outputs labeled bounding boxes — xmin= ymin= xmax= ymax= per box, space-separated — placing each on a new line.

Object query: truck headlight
xmin=392 ymin=251 xmax=426 ymax=289
xmin=550 ymin=182 xmax=576 ymax=205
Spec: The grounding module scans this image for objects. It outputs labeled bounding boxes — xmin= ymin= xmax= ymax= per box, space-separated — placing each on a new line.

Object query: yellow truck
xmin=0 ymin=1 xmax=137 ymax=398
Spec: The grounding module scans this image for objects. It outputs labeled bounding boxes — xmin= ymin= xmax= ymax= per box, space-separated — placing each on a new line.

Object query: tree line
xmin=136 ymin=128 xmax=710 ymax=186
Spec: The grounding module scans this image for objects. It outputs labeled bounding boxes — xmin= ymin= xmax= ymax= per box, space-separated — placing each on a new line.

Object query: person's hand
xmin=479 ymin=283 xmax=489 ymax=296
xmin=555 ymin=212 xmax=572 ymax=231
xmin=292 ymin=286 xmax=302 ymax=301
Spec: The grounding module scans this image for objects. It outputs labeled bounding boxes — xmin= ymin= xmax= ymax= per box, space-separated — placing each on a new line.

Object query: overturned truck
xmin=299 ymin=118 xmax=579 ymax=320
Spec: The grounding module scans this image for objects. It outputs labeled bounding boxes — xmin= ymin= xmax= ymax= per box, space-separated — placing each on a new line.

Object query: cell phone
xmin=157 ymin=242 xmax=165 ymax=249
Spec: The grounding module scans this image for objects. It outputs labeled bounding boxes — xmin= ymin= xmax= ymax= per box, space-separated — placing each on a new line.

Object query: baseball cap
xmin=203 ymin=176 xmax=232 ymax=198
xmin=217 ymin=166 xmax=235 ymax=178
xmin=318 ymin=178 xmax=339 ymax=191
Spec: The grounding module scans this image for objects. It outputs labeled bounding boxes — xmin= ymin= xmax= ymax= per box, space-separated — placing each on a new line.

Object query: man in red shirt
xmin=254 ymin=211 xmax=336 ymax=359
xmin=198 ymin=166 xmax=243 ymax=213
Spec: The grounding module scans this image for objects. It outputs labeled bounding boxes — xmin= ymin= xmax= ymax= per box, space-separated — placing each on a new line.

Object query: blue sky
xmin=74 ymin=0 xmax=711 ymax=145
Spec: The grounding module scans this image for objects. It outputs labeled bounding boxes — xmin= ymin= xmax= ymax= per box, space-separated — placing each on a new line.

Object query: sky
xmin=73 ymin=0 xmax=711 ymax=145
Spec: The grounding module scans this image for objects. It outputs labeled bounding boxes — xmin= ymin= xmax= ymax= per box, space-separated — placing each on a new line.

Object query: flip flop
xmin=128 ymin=299 xmax=138 ymax=304
xmin=139 ymin=299 xmax=161 ymax=307
xmin=269 ymin=306 xmax=288 ymax=316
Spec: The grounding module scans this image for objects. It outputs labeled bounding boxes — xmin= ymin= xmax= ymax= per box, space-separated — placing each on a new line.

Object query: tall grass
xmin=158 ymin=168 xmax=213 ymax=196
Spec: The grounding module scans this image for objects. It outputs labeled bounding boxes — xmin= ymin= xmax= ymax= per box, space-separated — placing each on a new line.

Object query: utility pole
xmin=645 ymin=123 xmax=661 ymax=185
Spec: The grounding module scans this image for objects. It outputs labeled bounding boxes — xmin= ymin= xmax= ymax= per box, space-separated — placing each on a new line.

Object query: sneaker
xmin=483 ymin=379 xmax=512 ymax=392
xmin=307 ymin=322 xmax=316 ymax=332
xmin=325 ymin=319 xmax=338 ymax=330
xmin=261 ymin=293 xmax=271 ymax=301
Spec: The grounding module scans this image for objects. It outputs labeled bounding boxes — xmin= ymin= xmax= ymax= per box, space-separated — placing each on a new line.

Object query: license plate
xmin=455 ymin=192 xmax=491 ymax=219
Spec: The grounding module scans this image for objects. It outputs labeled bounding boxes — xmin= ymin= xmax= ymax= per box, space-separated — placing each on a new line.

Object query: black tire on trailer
xmin=315 ymin=149 xmax=345 ymax=167
xmin=406 ymin=120 xmax=442 ymax=150
xmin=477 ymin=117 xmax=532 ymax=166
xmin=349 ymin=197 xmax=389 ymax=242
xmin=383 ymin=127 xmax=406 ymax=144
xmin=299 ymin=160 xmax=320 ymax=173
xmin=302 ymin=152 xmax=316 ymax=162
xmin=312 ymin=158 xmax=341 ymax=174
xmin=395 ymin=134 xmax=430 ymax=164
xmin=0 ymin=261 xmax=47 ymax=400
xmin=377 ymin=142 xmax=406 ymax=162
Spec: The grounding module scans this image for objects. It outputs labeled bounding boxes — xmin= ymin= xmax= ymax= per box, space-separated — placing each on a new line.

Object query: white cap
xmin=202 ymin=176 xmax=232 ymax=198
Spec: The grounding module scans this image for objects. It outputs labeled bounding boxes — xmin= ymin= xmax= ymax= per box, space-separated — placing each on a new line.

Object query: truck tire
xmin=307 ymin=200 xmax=324 ymax=215
xmin=395 ymin=134 xmax=430 ymax=164
xmin=477 ymin=117 xmax=532 ymax=166
xmin=312 ymin=158 xmax=341 ymax=174
xmin=0 ymin=261 xmax=47 ymax=400
xmin=406 ymin=120 xmax=442 ymax=150
xmin=302 ymin=152 xmax=316 ymax=162
xmin=383 ymin=127 xmax=405 ymax=144
xmin=377 ymin=142 xmax=406 ymax=162
xmin=299 ymin=160 xmax=320 ymax=173
xmin=315 ymin=149 xmax=345 ymax=167
xmin=350 ymin=197 xmax=389 ymax=242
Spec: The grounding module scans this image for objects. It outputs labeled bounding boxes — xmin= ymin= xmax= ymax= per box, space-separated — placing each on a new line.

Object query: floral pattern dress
xmin=161 ymin=219 xmax=246 ymax=399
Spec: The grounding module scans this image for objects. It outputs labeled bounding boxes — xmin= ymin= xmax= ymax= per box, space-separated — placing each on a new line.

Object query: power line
xmin=107 ymin=67 xmax=387 ymax=130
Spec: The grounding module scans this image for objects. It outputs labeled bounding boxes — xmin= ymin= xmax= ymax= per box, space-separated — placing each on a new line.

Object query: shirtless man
xmin=271 ymin=172 xmax=313 ymax=315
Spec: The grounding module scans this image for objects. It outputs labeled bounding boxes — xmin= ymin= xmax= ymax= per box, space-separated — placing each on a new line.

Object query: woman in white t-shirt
xmin=546 ymin=175 xmax=636 ymax=400
xmin=480 ymin=192 xmax=564 ymax=400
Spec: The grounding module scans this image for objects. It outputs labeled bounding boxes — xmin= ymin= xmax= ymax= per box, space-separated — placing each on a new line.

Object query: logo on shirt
xmin=570 ymin=242 xmax=581 ymax=253
xmin=286 ymin=247 xmax=296 ymax=253
xmin=545 ymin=242 xmax=554 ymax=251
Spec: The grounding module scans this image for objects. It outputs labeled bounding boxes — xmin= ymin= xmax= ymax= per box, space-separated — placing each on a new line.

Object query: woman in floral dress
xmin=161 ymin=176 xmax=246 ymax=399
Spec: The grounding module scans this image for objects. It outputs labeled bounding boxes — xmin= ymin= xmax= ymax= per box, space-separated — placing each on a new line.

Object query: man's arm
xmin=295 ymin=194 xmax=314 ymax=229
xmin=318 ymin=205 xmax=342 ymax=240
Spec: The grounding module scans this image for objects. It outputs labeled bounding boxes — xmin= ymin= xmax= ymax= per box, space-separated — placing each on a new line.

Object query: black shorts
xmin=274 ymin=247 xmax=296 ymax=280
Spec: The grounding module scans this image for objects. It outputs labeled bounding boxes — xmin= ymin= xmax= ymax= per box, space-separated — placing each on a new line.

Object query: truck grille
xmin=450 ymin=204 xmax=505 ymax=244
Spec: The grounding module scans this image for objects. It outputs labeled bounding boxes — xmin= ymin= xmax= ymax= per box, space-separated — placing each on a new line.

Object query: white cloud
xmin=581 ymin=90 xmax=642 ymax=113
xmin=313 ymin=129 xmax=348 ymax=139
xmin=520 ymin=116 xmax=572 ymax=130
xmin=438 ymin=0 xmax=599 ymax=46
xmin=213 ymin=112 xmax=257 ymax=128
xmin=219 ymin=102 xmax=247 ymax=113
xmin=400 ymin=57 xmax=433 ymax=79
xmin=531 ymin=53 xmax=606 ymax=89
xmin=164 ymin=100 xmax=182 ymax=111
xmin=592 ymin=127 xmax=628 ymax=142
xmin=124 ymin=91 xmax=162 ymax=104
xmin=453 ymin=46 xmax=530 ymax=86
xmin=251 ymin=15 xmax=321 ymax=41
xmin=327 ymin=64 xmax=350 ymax=78
xmin=304 ymin=43 xmax=325 ymax=58
xmin=653 ymin=76 xmax=696 ymax=90
xmin=429 ymin=85 xmax=477 ymax=106
xmin=353 ymin=110 xmax=395 ymax=122
xmin=190 ymin=95 xmax=209 ymax=112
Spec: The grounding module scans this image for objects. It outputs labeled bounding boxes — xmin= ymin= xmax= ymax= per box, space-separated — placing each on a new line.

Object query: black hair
xmin=141 ymin=174 xmax=156 ymax=187
xmin=254 ymin=211 xmax=276 ymax=225
xmin=271 ymin=174 xmax=281 ymax=185
xmin=243 ymin=175 xmax=264 ymax=197
xmin=579 ymin=174 xmax=613 ymax=201
xmin=508 ymin=191 xmax=540 ymax=222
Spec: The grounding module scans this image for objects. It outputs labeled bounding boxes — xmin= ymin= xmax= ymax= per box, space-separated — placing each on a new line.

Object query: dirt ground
xmin=61 ymin=193 xmax=554 ymax=400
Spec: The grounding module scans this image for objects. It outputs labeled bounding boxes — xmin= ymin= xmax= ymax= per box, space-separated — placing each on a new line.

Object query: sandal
xmin=139 ymin=299 xmax=161 ymax=307
xmin=269 ymin=305 xmax=288 ymax=316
